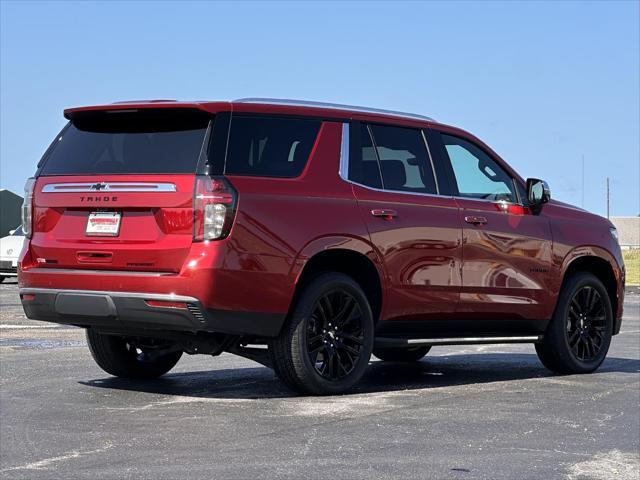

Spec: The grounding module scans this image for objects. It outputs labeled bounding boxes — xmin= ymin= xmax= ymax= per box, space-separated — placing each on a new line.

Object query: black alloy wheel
xmin=535 ymin=272 xmax=613 ymax=374
xmin=565 ymin=285 xmax=608 ymax=361
xmin=307 ymin=289 xmax=365 ymax=381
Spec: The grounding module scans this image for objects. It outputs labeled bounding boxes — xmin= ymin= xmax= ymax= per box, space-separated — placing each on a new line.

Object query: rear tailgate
xmin=30 ymin=175 xmax=195 ymax=272
xmin=27 ymin=108 xmax=212 ymax=273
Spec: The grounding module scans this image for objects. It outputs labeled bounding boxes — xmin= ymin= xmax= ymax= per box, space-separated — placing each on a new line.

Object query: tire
xmin=270 ymin=273 xmax=374 ymax=395
xmin=373 ymin=346 xmax=431 ymax=362
xmin=536 ymin=272 xmax=613 ymax=374
xmin=86 ymin=329 xmax=182 ymax=379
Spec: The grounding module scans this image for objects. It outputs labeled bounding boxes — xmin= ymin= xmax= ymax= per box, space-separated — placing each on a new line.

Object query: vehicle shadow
xmin=79 ymin=353 xmax=640 ymax=400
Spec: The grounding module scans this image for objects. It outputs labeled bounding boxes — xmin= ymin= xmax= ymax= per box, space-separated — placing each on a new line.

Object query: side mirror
xmin=9 ymin=230 xmax=15 ymax=235
xmin=526 ymin=178 xmax=551 ymax=209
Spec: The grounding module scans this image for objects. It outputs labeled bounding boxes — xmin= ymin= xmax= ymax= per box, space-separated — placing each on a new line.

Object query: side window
xmin=348 ymin=123 xmax=383 ymax=188
xmin=440 ymin=133 xmax=516 ymax=203
xmin=225 ymin=116 xmax=321 ymax=177
xmin=368 ymin=125 xmax=437 ymax=194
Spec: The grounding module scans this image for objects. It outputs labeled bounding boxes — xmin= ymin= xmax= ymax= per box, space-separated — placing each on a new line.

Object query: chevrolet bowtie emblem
xmin=91 ymin=183 xmax=107 ymax=191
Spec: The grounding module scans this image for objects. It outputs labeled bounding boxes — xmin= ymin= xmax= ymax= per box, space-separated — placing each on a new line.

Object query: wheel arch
xmin=560 ymin=247 xmax=622 ymax=322
xmin=289 ymin=237 xmax=386 ymax=324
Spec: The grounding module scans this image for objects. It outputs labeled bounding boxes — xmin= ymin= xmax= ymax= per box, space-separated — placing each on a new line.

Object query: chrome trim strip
xmin=404 ymin=336 xmax=542 ymax=345
xmin=26 ymin=268 xmax=175 ymax=277
xmin=343 ymin=176 xmax=451 ymax=201
xmin=20 ymin=287 xmax=198 ymax=303
xmin=339 ymin=123 xmax=350 ymax=179
xmin=234 ymin=98 xmax=436 ymax=122
xmin=342 ymin=175 xmax=524 ymax=206
xmin=42 ymin=182 xmax=177 ymax=193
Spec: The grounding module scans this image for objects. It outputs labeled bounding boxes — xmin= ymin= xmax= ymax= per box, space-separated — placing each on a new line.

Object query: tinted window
xmin=40 ymin=109 xmax=210 ymax=175
xmin=440 ymin=134 xmax=516 ymax=202
xmin=369 ymin=125 xmax=437 ymax=194
xmin=225 ymin=116 xmax=320 ymax=177
xmin=348 ymin=124 xmax=382 ymax=188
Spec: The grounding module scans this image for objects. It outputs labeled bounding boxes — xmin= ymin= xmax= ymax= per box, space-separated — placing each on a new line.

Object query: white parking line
xmin=0 ymin=324 xmax=59 ymax=329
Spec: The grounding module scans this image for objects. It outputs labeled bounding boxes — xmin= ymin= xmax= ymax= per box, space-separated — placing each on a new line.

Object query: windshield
xmin=40 ymin=109 xmax=211 ymax=175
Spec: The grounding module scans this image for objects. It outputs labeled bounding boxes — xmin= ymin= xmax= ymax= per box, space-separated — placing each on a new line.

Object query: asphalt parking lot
xmin=0 ymin=280 xmax=638 ymax=480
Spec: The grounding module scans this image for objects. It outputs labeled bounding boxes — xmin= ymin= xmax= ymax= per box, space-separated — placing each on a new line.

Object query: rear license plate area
xmin=86 ymin=212 xmax=121 ymax=236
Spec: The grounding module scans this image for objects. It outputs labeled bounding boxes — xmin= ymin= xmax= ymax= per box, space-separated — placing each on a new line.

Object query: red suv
xmin=18 ymin=98 xmax=625 ymax=395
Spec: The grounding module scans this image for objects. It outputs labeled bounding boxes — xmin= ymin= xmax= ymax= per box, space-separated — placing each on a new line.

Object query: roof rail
xmin=233 ymin=98 xmax=435 ymax=122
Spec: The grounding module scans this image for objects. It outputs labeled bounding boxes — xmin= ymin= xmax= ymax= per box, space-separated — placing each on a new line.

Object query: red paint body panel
xmin=455 ymin=197 xmax=556 ymax=320
xmin=352 ymin=185 xmax=462 ymax=321
xmin=19 ymin=100 xmax=625 ymax=338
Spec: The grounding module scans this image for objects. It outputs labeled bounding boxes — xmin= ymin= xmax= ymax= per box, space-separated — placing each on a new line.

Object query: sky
xmin=1 ymin=0 xmax=638 ymax=216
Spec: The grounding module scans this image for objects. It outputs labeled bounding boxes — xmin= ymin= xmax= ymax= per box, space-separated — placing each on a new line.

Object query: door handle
xmin=371 ymin=209 xmax=398 ymax=220
xmin=464 ymin=215 xmax=488 ymax=225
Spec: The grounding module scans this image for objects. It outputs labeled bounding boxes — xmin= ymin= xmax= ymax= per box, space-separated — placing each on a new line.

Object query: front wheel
xmin=536 ymin=272 xmax=613 ymax=374
xmin=86 ymin=329 xmax=182 ymax=379
xmin=270 ymin=273 xmax=374 ymax=395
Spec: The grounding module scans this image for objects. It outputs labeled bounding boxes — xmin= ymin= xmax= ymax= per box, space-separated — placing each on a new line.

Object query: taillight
xmin=193 ymin=175 xmax=237 ymax=241
xmin=22 ymin=177 xmax=36 ymax=238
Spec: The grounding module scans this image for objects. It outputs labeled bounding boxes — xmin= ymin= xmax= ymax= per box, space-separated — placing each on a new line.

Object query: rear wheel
xmin=86 ymin=329 xmax=182 ymax=379
xmin=270 ymin=273 xmax=374 ymax=395
xmin=536 ymin=272 xmax=613 ymax=374
xmin=373 ymin=346 xmax=431 ymax=362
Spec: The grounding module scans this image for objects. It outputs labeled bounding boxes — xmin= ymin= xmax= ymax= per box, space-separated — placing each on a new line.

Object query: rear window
xmin=225 ymin=116 xmax=321 ymax=177
xmin=40 ymin=109 xmax=210 ymax=175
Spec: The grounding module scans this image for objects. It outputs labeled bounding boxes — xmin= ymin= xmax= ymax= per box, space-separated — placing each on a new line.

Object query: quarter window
xmin=225 ymin=116 xmax=321 ymax=177
xmin=440 ymin=134 xmax=516 ymax=203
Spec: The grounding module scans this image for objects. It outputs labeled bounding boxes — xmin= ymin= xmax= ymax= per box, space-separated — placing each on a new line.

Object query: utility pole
xmin=606 ymin=177 xmax=610 ymax=219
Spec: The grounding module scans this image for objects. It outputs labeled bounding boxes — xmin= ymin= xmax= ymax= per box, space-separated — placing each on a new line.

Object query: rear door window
xmin=40 ymin=109 xmax=211 ymax=175
xmin=225 ymin=116 xmax=321 ymax=177
xmin=368 ymin=124 xmax=437 ymax=194
xmin=348 ymin=123 xmax=383 ymax=189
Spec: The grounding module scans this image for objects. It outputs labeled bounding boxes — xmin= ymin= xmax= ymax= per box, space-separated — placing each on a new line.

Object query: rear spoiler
xmin=63 ymin=101 xmax=231 ymax=120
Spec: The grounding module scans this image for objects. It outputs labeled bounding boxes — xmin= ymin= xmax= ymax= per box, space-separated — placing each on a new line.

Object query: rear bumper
xmin=20 ymin=287 xmax=285 ymax=337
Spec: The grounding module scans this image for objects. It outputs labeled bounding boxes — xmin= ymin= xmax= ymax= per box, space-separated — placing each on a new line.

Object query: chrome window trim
xmin=20 ymin=287 xmax=197 ymax=303
xmin=344 ymin=178 xmax=453 ymax=201
xmin=41 ymin=182 xmax=177 ymax=193
xmin=451 ymin=195 xmax=521 ymax=206
xmin=234 ymin=97 xmax=436 ymax=122
xmin=339 ymin=123 xmax=349 ymax=179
